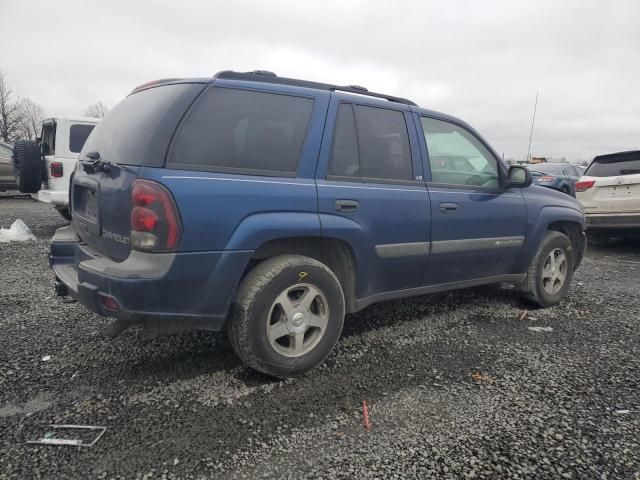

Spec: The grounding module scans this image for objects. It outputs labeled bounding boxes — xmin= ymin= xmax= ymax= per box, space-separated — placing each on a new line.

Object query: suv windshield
xmin=80 ymin=84 xmax=193 ymax=165
xmin=586 ymin=152 xmax=640 ymax=177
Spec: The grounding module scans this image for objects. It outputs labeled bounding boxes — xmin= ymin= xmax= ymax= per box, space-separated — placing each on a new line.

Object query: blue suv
xmin=50 ymin=71 xmax=586 ymax=377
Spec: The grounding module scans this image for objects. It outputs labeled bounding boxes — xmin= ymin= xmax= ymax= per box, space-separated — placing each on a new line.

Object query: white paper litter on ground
xmin=0 ymin=219 xmax=36 ymax=243
xmin=528 ymin=326 xmax=553 ymax=332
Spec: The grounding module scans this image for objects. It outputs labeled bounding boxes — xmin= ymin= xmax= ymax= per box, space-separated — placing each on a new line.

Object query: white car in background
xmin=576 ymin=150 xmax=640 ymax=240
xmin=13 ymin=116 xmax=99 ymax=220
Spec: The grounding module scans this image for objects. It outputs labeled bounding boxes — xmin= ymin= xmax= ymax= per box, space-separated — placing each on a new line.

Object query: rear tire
xmin=13 ymin=140 xmax=42 ymax=194
xmin=520 ymin=230 xmax=574 ymax=308
xmin=228 ymin=255 xmax=345 ymax=378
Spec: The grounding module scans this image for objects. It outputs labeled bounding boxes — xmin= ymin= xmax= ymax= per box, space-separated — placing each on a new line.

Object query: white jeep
xmin=13 ymin=116 xmax=99 ymax=219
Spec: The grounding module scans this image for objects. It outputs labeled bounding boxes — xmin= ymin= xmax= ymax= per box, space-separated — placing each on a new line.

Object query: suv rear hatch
xmin=72 ymin=81 xmax=206 ymax=261
xmin=577 ymin=151 xmax=640 ymax=214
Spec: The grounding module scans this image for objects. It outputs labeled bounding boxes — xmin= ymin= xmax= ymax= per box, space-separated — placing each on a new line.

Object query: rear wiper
xmin=81 ymin=151 xmax=129 ymax=174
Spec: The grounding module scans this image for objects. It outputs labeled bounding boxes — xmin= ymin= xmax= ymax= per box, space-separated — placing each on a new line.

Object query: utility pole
xmin=526 ymin=91 xmax=539 ymax=163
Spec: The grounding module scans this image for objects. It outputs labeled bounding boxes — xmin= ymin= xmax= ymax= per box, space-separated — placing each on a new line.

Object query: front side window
xmin=421 ymin=117 xmax=499 ymax=188
xmin=69 ymin=124 xmax=95 ymax=153
xmin=328 ymin=103 xmax=413 ymax=182
xmin=169 ymin=87 xmax=314 ymax=174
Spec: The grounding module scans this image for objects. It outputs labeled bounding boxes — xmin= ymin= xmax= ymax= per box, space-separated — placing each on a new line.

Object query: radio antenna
xmin=526 ymin=91 xmax=539 ymax=162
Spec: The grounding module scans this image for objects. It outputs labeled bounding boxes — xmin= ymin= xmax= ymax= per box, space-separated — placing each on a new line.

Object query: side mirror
xmin=507 ymin=165 xmax=532 ymax=188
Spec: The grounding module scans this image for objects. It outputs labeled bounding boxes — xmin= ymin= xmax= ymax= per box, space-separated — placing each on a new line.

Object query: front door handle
xmin=439 ymin=202 xmax=458 ymax=213
xmin=335 ymin=199 xmax=359 ymax=213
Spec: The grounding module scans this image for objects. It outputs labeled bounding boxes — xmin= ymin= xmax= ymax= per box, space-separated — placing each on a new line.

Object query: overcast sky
xmin=1 ymin=0 xmax=638 ymax=162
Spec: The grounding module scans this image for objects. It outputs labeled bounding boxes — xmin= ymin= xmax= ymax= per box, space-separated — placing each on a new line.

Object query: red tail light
xmin=537 ymin=175 xmax=556 ymax=182
xmin=130 ymin=180 xmax=182 ymax=251
xmin=575 ymin=180 xmax=595 ymax=192
xmin=50 ymin=162 xmax=63 ymax=178
xmin=99 ymin=294 xmax=120 ymax=311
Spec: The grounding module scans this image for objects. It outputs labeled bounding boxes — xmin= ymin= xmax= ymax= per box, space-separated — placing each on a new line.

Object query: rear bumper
xmin=49 ymin=226 xmax=252 ymax=330
xmin=32 ymin=189 xmax=68 ymax=207
xmin=585 ymin=213 xmax=640 ymax=229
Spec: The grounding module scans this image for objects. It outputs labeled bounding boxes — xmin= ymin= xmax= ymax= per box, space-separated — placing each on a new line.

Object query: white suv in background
xmin=576 ymin=150 xmax=640 ymax=239
xmin=13 ymin=116 xmax=99 ymax=219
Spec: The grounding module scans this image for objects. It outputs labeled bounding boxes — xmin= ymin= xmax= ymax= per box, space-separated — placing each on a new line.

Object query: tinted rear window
xmin=168 ymin=87 xmax=314 ymax=174
xmin=80 ymin=84 xmax=193 ymax=165
xmin=69 ymin=124 xmax=95 ymax=153
xmin=328 ymin=103 xmax=413 ymax=181
xmin=586 ymin=154 xmax=640 ymax=177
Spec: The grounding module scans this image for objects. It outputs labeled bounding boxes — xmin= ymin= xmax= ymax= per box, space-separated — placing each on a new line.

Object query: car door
xmin=316 ymin=96 xmax=431 ymax=301
xmin=415 ymin=114 xmax=527 ymax=285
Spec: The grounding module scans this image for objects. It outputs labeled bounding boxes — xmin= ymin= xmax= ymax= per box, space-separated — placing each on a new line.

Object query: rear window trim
xmin=164 ymin=162 xmax=298 ymax=178
xmin=166 ymin=85 xmax=316 ymax=176
xmin=326 ymin=174 xmax=424 ymax=187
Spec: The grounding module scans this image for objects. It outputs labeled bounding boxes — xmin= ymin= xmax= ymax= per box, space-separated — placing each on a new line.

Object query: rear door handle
xmin=335 ymin=199 xmax=359 ymax=213
xmin=439 ymin=202 xmax=458 ymax=213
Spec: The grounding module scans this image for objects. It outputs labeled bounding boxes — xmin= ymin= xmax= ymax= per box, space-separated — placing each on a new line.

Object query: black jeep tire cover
xmin=13 ymin=140 xmax=43 ymax=194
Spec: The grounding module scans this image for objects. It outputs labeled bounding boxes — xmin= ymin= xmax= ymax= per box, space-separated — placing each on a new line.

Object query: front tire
xmin=228 ymin=255 xmax=345 ymax=378
xmin=520 ymin=230 xmax=574 ymax=308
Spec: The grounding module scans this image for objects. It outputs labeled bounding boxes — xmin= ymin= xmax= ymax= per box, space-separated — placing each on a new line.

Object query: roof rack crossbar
xmin=213 ymin=70 xmax=417 ymax=106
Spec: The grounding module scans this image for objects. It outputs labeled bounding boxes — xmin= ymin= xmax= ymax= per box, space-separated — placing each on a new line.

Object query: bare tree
xmin=84 ymin=101 xmax=108 ymax=118
xmin=0 ymin=70 xmax=23 ymax=142
xmin=18 ymin=98 xmax=44 ymax=140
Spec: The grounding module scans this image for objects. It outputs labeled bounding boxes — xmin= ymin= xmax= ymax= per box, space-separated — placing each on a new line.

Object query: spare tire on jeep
xmin=13 ymin=140 xmax=43 ymax=194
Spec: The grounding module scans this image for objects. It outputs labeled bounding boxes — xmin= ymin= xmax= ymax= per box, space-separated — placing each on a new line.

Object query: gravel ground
xmin=1 ymin=197 xmax=639 ymax=480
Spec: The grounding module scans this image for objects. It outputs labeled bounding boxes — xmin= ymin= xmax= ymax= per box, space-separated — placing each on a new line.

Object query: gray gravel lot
xmin=1 ymin=197 xmax=639 ymax=479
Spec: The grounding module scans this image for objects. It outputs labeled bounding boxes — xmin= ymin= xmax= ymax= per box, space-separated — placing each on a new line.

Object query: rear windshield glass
xmin=586 ymin=154 xmax=640 ymax=177
xmin=69 ymin=124 xmax=95 ymax=153
xmin=80 ymin=84 xmax=192 ymax=165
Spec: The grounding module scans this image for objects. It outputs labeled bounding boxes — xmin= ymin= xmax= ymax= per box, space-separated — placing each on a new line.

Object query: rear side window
xmin=41 ymin=123 xmax=56 ymax=156
xmin=586 ymin=153 xmax=640 ymax=177
xmin=69 ymin=124 xmax=95 ymax=153
xmin=81 ymin=84 xmax=193 ymax=165
xmin=169 ymin=88 xmax=314 ymax=174
xmin=328 ymin=103 xmax=413 ymax=182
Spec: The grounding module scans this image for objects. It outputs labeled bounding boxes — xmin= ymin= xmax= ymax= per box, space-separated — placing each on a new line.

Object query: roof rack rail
xmin=213 ymin=70 xmax=417 ymax=106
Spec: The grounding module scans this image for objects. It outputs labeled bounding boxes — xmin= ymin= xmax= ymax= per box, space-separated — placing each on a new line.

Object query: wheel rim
xmin=266 ymin=283 xmax=329 ymax=358
xmin=542 ymin=248 xmax=568 ymax=295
